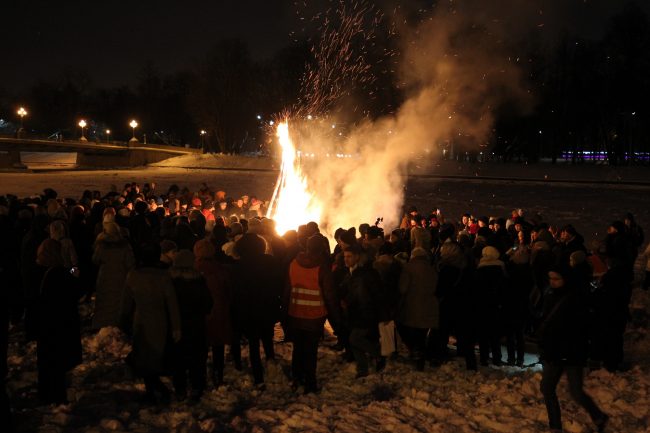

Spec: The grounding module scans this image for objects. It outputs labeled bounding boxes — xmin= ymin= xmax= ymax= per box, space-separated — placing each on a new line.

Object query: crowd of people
xmin=0 ymin=181 xmax=648 ymax=433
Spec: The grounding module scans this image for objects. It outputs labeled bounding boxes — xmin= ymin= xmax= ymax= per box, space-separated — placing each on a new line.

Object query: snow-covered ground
xmin=4 ymin=153 xmax=650 ymax=433
xmin=7 ymin=283 xmax=650 ymax=433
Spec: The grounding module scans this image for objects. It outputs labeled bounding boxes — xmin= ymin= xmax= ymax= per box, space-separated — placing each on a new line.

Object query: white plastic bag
xmin=378 ymin=320 xmax=396 ymax=357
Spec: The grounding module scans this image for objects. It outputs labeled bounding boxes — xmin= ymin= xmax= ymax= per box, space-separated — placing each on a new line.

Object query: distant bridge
xmin=0 ymin=137 xmax=202 ymax=169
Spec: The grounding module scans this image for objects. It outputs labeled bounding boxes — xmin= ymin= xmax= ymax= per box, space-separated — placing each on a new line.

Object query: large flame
xmin=266 ymin=121 xmax=323 ymax=235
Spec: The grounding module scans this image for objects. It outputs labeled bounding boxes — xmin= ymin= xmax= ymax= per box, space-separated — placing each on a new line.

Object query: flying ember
xmin=266 ymin=121 xmax=323 ymax=235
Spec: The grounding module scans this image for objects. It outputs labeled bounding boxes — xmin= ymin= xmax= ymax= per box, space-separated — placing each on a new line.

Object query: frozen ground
xmin=4 ymin=153 xmax=650 ymax=433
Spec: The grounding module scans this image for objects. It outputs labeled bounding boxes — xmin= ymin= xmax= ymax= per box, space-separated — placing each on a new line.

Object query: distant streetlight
xmin=78 ymin=119 xmax=87 ymax=141
xmin=106 ymin=129 xmax=111 ymax=143
xmin=16 ymin=107 xmax=27 ymax=137
xmin=200 ymin=130 xmax=206 ymax=149
xmin=129 ymin=119 xmax=138 ymax=142
xmin=307 ymin=114 xmax=313 ymax=120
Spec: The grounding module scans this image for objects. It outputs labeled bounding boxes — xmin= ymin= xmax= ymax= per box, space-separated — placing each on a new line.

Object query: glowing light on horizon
xmin=266 ymin=121 xmax=323 ymax=235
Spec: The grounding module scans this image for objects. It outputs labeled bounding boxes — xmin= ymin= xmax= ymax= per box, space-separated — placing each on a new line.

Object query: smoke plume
xmin=290 ymin=3 xmax=533 ymax=236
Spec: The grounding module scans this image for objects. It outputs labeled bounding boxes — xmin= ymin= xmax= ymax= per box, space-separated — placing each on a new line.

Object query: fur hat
xmin=411 ymin=247 xmax=428 ymax=258
xmin=481 ymin=246 xmax=500 ymax=261
xmin=569 ymin=250 xmax=586 ymax=266
xmin=103 ymin=222 xmax=122 ymax=238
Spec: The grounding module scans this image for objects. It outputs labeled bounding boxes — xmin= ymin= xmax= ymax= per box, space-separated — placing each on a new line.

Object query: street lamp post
xmin=78 ymin=119 xmax=87 ymax=142
xmin=129 ymin=120 xmax=138 ymax=142
xmin=106 ymin=129 xmax=111 ymax=143
xmin=200 ymin=130 xmax=206 ymax=150
xmin=16 ymin=107 xmax=27 ymax=138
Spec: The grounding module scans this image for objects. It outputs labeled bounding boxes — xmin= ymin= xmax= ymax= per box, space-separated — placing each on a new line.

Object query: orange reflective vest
xmin=288 ymin=260 xmax=327 ymax=319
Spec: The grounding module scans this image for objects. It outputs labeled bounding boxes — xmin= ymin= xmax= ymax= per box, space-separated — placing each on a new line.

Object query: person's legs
xmin=302 ymin=330 xmax=321 ymax=391
xmin=489 ymin=322 xmax=503 ymax=364
xmin=144 ymin=374 xmax=169 ymax=404
xmin=230 ymin=332 xmax=242 ymax=370
xmin=477 ymin=328 xmax=490 ymax=365
xmin=397 ymin=325 xmax=415 ymax=355
xmin=291 ymin=329 xmax=306 ymax=384
xmin=540 ymin=361 xmax=565 ymax=431
xmin=515 ymin=325 xmax=526 ymax=365
xmin=505 ymin=324 xmax=516 ymax=363
xmin=245 ymin=330 xmax=264 ymax=384
xmin=349 ymin=328 xmax=370 ymax=376
xmin=211 ymin=345 xmax=225 ymax=386
xmin=565 ymin=366 xmax=607 ymax=426
xmin=261 ymin=323 xmax=275 ymax=361
xmin=172 ymin=355 xmax=188 ymax=398
xmin=457 ymin=323 xmax=478 ymax=370
xmin=188 ymin=347 xmax=207 ymax=399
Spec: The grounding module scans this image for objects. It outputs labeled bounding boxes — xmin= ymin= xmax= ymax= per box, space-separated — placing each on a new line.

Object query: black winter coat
xmin=538 ymin=283 xmax=589 ymax=364
xmin=37 ymin=266 xmax=83 ymax=372
xmin=171 ymin=275 xmax=213 ymax=353
xmin=504 ymin=262 xmax=534 ymax=325
xmin=231 ymin=253 xmax=283 ymax=332
xmin=343 ymin=265 xmax=389 ymax=330
xmin=473 ymin=264 xmax=507 ymax=323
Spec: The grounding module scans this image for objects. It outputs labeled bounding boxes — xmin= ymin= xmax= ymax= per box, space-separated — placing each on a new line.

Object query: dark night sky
xmin=1 ymin=0 xmax=647 ymax=91
xmin=1 ymin=1 xmax=296 ymax=90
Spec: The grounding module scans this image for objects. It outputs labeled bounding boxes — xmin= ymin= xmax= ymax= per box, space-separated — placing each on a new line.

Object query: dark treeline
xmin=0 ymin=2 xmax=649 ymax=163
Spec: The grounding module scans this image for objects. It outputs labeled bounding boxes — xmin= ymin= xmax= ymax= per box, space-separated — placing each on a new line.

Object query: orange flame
xmin=266 ymin=121 xmax=323 ymax=235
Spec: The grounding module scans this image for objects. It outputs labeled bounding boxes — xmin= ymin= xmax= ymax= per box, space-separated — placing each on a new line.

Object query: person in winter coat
xmin=92 ymin=222 xmax=135 ymax=329
xmin=594 ymin=258 xmax=630 ymax=372
xmin=397 ymin=247 xmax=439 ymax=371
xmin=556 ymin=225 xmax=587 ymax=267
xmin=49 ymin=220 xmax=78 ymax=272
xmin=538 ymin=266 xmax=609 ymax=433
xmin=169 ymin=250 xmax=213 ymax=402
xmin=230 ymin=233 xmax=283 ymax=386
xmin=373 ymin=242 xmax=402 ymax=321
xmin=35 ymin=239 xmax=83 ymax=404
xmin=120 ymin=243 xmax=182 ymax=404
xmin=284 ymin=234 xmax=339 ymax=393
xmin=474 ymin=246 xmax=506 ymax=366
xmin=605 ymin=221 xmax=635 ymax=287
xmin=504 ymin=247 xmax=534 ymax=366
xmin=193 ymin=239 xmax=233 ymax=387
xmin=68 ymin=205 xmax=95 ymax=296
xmin=21 ymin=213 xmax=50 ymax=341
xmin=342 ymin=244 xmax=389 ymax=378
